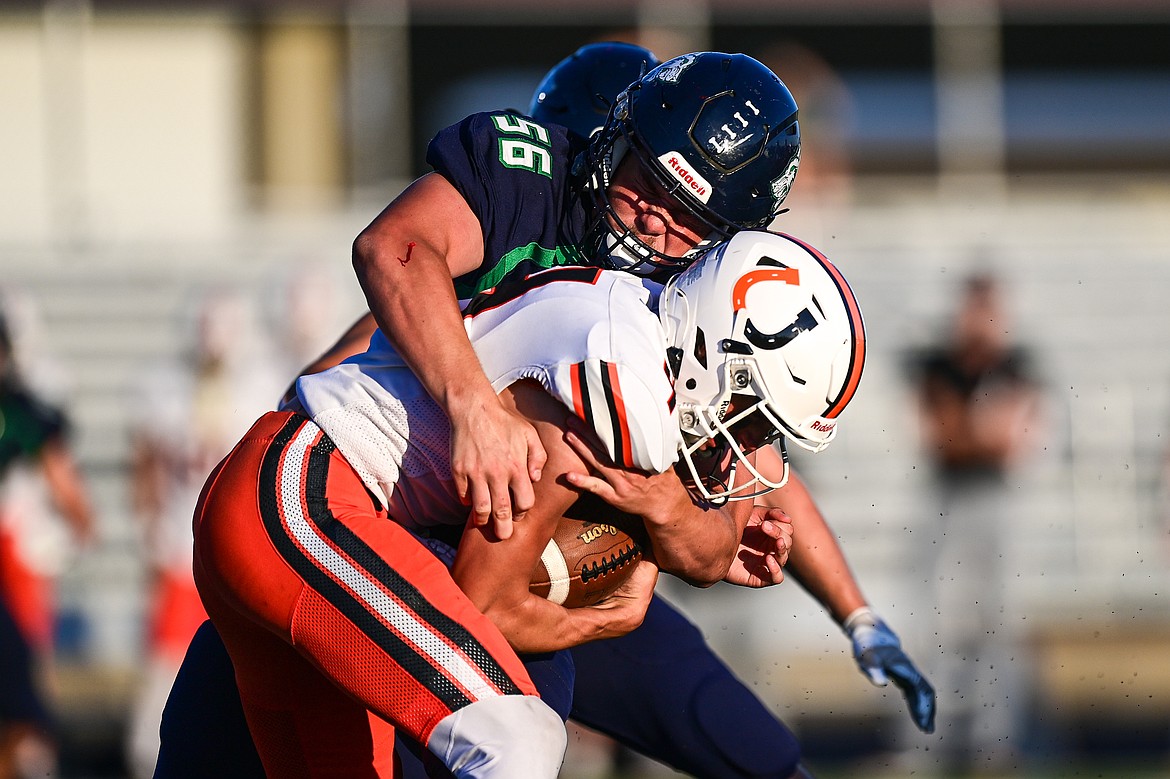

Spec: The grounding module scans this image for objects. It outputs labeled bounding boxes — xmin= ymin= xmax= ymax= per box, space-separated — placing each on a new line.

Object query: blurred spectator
xmin=270 ymin=264 xmax=349 ymax=380
xmin=0 ymin=298 xmax=95 ymax=779
xmin=0 ymin=596 xmax=51 ymax=779
xmin=124 ymin=289 xmax=284 ymax=779
xmin=906 ymin=270 xmax=1045 ymax=773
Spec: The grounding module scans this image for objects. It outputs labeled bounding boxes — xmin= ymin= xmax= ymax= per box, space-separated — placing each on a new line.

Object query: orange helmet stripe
xmin=731 ymin=267 xmax=801 ymax=311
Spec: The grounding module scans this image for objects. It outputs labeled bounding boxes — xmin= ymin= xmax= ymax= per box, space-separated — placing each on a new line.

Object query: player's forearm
xmin=478 ymin=595 xmax=644 ymax=654
xmin=787 ymin=530 xmax=867 ymax=625
xmin=761 ymin=474 xmax=867 ymax=623
xmin=642 ymin=498 xmax=739 ymax=587
xmin=455 ymin=541 xmax=608 ymax=652
xmin=351 ymin=173 xmax=495 ymax=417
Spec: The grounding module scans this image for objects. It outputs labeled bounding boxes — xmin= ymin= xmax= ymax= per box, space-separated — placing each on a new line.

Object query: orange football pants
xmin=0 ymin=527 xmax=53 ymax=650
xmin=192 ymin=411 xmax=538 ymax=778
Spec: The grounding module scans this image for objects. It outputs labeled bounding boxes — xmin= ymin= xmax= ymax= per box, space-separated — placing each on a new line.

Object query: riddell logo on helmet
xmin=810 ymin=420 xmax=835 ymax=434
xmin=658 ymin=152 xmax=713 ymax=203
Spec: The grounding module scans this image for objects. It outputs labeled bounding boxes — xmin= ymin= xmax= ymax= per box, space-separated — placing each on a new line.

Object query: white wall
xmin=0 ymin=18 xmax=53 ymax=241
xmin=0 ymin=11 xmax=247 ymax=245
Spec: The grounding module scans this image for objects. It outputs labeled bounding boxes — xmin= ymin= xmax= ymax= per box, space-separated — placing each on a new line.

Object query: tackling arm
xmin=352 ymin=173 xmax=546 ymax=537
xmin=752 ymin=458 xmax=867 ymax=622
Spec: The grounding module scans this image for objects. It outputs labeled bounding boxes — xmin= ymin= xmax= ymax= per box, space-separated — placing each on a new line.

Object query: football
xmin=529 ymin=492 xmax=647 ymax=609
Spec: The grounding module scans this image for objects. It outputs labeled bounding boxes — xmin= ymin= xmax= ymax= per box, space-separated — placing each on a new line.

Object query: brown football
xmin=529 ymin=492 xmax=647 ymax=608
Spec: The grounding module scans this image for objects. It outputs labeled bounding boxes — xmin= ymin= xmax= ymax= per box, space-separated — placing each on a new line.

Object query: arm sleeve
xmin=427 ymin=112 xmax=583 ymax=298
xmin=425 ymin=113 xmax=499 ymax=234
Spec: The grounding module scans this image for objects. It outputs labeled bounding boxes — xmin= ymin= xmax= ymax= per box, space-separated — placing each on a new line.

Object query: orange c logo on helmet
xmin=732 ymin=265 xmax=811 ymax=352
xmin=732 ymin=266 xmax=800 ymax=311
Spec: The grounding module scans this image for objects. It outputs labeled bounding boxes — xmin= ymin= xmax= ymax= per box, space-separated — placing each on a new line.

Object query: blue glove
xmin=844 ymin=607 xmax=936 ymax=733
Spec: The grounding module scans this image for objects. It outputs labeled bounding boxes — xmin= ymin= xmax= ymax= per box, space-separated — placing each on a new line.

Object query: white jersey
xmin=295 ymin=268 xmax=680 ymax=530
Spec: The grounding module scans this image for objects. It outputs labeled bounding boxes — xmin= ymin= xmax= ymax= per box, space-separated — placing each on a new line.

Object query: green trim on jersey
xmin=456 ymin=241 xmax=587 ymax=299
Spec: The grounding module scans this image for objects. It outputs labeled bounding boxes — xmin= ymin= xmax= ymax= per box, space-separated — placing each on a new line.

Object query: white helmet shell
xmin=659 ymin=230 xmax=866 ymax=500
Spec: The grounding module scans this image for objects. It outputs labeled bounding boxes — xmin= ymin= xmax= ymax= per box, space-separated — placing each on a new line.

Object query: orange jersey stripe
xmin=603 ymin=362 xmax=634 ymax=468
xmin=570 ymin=362 xmax=587 ymax=422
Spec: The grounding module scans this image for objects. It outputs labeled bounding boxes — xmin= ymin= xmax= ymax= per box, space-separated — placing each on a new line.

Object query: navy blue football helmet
xmin=529 ymin=42 xmax=660 ymax=139
xmin=580 ymin=52 xmax=802 ymax=276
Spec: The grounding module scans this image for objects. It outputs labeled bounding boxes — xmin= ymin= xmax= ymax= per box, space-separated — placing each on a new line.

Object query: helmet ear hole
xmin=666 ymin=346 xmax=683 ymax=380
xmin=693 ymin=328 xmax=708 ymax=369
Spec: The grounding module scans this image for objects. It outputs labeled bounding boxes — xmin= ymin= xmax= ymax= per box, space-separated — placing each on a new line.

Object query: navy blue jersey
xmin=426 ymin=111 xmax=592 ymax=300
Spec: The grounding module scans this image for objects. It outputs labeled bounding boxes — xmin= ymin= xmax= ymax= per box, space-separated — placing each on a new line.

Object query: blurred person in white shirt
xmin=124 ymin=290 xmax=284 ymax=779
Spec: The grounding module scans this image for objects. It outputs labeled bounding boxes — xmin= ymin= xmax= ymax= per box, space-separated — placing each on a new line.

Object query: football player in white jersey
xmin=187 ymin=230 xmax=864 ymax=779
xmin=290 ymin=226 xmax=865 ymax=617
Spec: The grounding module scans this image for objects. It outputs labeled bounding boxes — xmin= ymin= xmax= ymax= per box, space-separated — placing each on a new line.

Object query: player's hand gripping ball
xmin=530 ymin=493 xmax=646 ymax=608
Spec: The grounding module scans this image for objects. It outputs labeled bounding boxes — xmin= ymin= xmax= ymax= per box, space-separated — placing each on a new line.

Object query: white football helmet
xmin=659 ymin=229 xmax=866 ymax=501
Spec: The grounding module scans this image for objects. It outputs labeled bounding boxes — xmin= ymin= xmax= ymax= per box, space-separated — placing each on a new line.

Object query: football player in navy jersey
xmin=524 ymin=43 xmax=934 ymax=779
xmin=520 ymin=43 xmax=932 ymax=779
xmin=350 ymin=50 xmax=802 ymax=545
